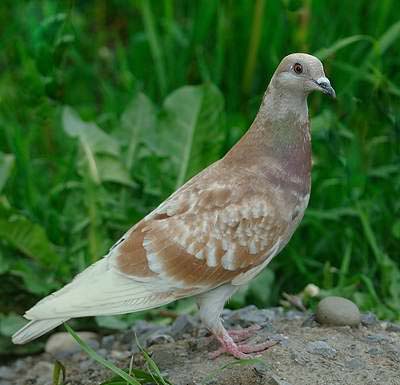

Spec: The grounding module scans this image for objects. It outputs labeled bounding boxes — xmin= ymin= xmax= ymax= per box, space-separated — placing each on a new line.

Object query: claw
xmin=209 ymin=329 xmax=278 ymax=359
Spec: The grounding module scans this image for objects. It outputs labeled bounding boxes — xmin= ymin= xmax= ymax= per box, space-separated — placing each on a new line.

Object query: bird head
xmin=273 ymin=53 xmax=335 ymax=98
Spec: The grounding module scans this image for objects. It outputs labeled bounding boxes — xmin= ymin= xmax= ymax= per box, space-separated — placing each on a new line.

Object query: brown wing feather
xmin=110 ymin=166 xmax=289 ymax=290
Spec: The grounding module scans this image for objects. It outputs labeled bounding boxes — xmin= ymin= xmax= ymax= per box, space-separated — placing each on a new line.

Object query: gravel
xmin=1 ymin=306 xmax=400 ymax=385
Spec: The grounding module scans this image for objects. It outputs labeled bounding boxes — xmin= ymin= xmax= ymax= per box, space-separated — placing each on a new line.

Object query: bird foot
xmin=228 ymin=324 xmax=262 ymax=342
xmin=210 ymin=333 xmax=277 ymax=359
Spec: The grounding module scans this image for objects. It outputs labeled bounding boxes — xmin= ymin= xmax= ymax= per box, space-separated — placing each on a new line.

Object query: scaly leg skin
xmin=196 ymin=284 xmax=278 ymax=359
xmin=228 ymin=324 xmax=261 ymax=342
xmin=210 ymin=328 xmax=277 ymax=359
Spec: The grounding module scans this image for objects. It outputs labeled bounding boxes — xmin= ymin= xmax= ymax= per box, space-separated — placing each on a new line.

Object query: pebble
xmin=45 ymin=331 xmax=99 ymax=358
xmin=0 ymin=366 xmax=15 ymax=380
xmin=301 ymin=314 xmax=318 ymax=328
xmin=271 ymin=374 xmax=293 ymax=385
xmin=285 ymin=310 xmax=304 ymax=320
xmin=228 ymin=305 xmax=276 ymax=326
xmin=146 ymin=332 xmax=175 ymax=347
xmin=345 ymin=358 xmax=365 ymax=370
xmin=101 ymin=334 xmax=116 ymax=350
xmin=79 ymin=359 xmax=92 ymax=371
xmin=170 ymin=314 xmax=198 ymax=338
xmin=367 ymin=347 xmax=384 ymax=356
xmin=386 ymin=346 xmax=400 ymax=363
xmin=316 ymin=296 xmax=360 ymax=326
xmin=29 ymin=361 xmax=54 ymax=385
xmin=290 ymin=351 xmax=310 ymax=365
xmin=386 ymin=322 xmax=400 ymax=333
xmin=306 ymin=340 xmax=337 ymax=359
xmin=365 ymin=333 xmax=389 ymax=343
xmin=361 ymin=312 xmax=378 ymax=327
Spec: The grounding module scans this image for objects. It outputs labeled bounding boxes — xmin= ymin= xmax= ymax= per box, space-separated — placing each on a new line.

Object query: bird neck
xmin=224 ymin=84 xmax=312 ymax=191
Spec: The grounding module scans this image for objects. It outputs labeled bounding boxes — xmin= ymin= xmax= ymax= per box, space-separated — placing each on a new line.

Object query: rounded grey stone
xmin=316 ymin=296 xmax=360 ymax=326
xmin=45 ymin=331 xmax=99 ymax=358
xmin=306 ymin=340 xmax=337 ymax=359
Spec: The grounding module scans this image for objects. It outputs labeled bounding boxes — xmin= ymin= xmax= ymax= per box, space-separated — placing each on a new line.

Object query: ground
xmin=1 ymin=306 xmax=400 ymax=385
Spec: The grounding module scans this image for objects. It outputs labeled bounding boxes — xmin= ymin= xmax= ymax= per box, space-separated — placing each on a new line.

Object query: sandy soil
xmin=2 ymin=307 xmax=400 ymax=385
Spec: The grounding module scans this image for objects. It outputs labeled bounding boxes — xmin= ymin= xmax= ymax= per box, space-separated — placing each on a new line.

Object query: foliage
xmin=0 ymin=0 xmax=399 ymax=356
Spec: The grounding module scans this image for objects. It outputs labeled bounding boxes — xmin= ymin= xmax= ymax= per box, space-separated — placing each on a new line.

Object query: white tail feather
xmin=12 ymin=318 xmax=68 ymax=344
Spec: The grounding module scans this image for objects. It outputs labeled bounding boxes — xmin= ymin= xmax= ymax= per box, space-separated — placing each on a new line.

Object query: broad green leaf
xmin=160 ymin=84 xmax=225 ymax=189
xmin=0 ymin=152 xmax=14 ymax=193
xmin=95 ymin=156 xmax=135 ymax=187
xmin=0 ymin=216 xmax=60 ymax=265
xmin=63 ymin=107 xmax=133 ymax=186
xmin=120 ymin=93 xmax=158 ymax=169
xmin=62 ymin=106 xmax=120 ymax=157
xmin=12 ymin=260 xmax=58 ymax=295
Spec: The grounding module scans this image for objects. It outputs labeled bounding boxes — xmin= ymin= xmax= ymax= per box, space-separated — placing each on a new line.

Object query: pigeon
xmin=12 ymin=53 xmax=335 ymax=358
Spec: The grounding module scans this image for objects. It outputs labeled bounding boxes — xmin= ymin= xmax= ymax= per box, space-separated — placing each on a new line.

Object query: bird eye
xmin=293 ymin=63 xmax=303 ymax=74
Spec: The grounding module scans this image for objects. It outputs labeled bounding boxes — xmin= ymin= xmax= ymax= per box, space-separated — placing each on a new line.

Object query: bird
xmin=12 ymin=53 xmax=335 ymax=359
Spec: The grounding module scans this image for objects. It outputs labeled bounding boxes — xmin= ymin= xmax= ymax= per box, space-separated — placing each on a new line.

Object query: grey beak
xmin=315 ymin=77 xmax=336 ymax=98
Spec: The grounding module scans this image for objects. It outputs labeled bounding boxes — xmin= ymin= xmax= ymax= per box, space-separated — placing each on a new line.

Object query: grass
xmin=0 ymin=0 xmax=399 ymax=356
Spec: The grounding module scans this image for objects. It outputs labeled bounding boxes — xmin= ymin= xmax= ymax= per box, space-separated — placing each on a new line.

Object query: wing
xmin=111 ymin=166 xmax=289 ymax=290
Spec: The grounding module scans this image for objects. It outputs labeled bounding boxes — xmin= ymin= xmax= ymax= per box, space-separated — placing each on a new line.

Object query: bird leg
xmin=196 ymin=284 xmax=277 ymax=359
xmin=210 ymin=327 xmax=277 ymax=359
xmin=227 ymin=324 xmax=261 ymax=342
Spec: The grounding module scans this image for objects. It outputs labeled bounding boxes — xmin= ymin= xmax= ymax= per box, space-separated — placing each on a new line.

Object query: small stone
xmin=345 ymin=358 xmax=365 ymax=370
xmin=366 ymin=333 xmax=388 ymax=343
xmin=45 ymin=331 xmax=99 ymax=358
xmin=110 ymin=350 xmax=132 ymax=359
xmin=228 ymin=305 xmax=276 ymax=326
xmin=270 ymin=374 xmax=293 ymax=385
xmin=0 ymin=366 xmax=15 ymax=380
xmin=386 ymin=322 xmax=400 ymax=333
xmin=361 ymin=312 xmax=378 ymax=327
xmin=170 ymin=314 xmax=197 ymax=338
xmin=285 ymin=310 xmax=304 ymax=320
xmin=306 ymin=340 xmax=337 ymax=359
xmin=79 ymin=359 xmax=92 ymax=371
xmin=301 ymin=314 xmax=318 ymax=328
xmin=101 ymin=334 xmax=115 ymax=349
xmin=316 ymin=296 xmax=360 ymax=326
xmin=386 ymin=346 xmax=400 ymax=363
xmin=290 ymin=351 xmax=310 ymax=365
xmin=367 ymin=347 xmax=384 ymax=356
xmin=133 ymin=320 xmax=160 ymax=336
xmin=30 ymin=361 xmax=53 ymax=385
xmin=146 ymin=332 xmax=175 ymax=347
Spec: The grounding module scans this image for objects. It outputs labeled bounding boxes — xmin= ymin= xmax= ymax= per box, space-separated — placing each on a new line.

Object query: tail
xmin=12 ymin=318 xmax=68 ymax=344
xmin=11 ymin=257 xmax=185 ymax=344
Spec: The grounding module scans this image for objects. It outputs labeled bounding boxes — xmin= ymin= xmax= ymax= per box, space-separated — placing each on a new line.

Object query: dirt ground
xmin=2 ymin=307 xmax=400 ymax=385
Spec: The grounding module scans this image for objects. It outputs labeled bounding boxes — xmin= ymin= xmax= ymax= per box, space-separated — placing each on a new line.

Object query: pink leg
xmin=228 ymin=324 xmax=261 ymax=342
xmin=209 ymin=328 xmax=277 ymax=359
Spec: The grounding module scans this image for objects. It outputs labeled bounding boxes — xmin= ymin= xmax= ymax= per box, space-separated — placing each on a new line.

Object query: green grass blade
xmin=64 ymin=323 xmax=142 ymax=385
xmin=139 ymin=0 xmax=167 ymax=97
xmin=134 ymin=334 xmax=171 ymax=385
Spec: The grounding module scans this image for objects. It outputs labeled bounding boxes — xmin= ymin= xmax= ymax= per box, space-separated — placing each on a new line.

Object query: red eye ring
xmin=293 ymin=63 xmax=303 ymax=74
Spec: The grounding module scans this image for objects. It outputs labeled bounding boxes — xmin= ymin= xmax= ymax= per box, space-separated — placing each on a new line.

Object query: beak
xmin=314 ymin=77 xmax=336 ymax=98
